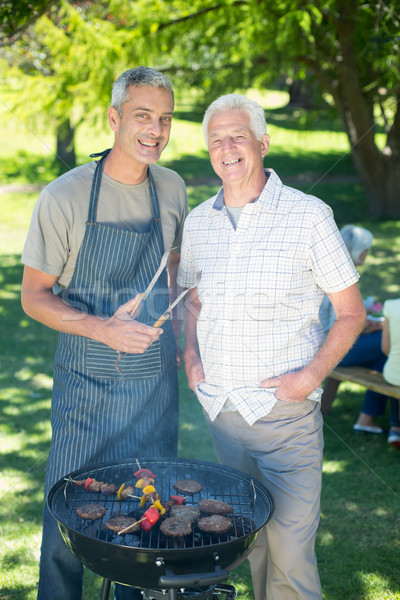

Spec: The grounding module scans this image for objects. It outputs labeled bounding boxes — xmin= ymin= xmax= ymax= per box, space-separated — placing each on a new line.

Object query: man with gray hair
xmin=21 ymin=66 xmax=188 ymax=600
xmin=178 ymin=93 xmax=365 ymax=599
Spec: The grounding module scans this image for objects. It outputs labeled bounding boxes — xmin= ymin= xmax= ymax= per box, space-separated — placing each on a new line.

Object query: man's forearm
xmin=301 ymin=312 xmax=365 ymax=392
xmin=183 ymin=287 xmax=201 ymax=356
xmin=21 ymin=285 xmax=105 ymax=338
xmin=21 ymin=266 xmax=162 ymax=353
xmin=183 ymin=286 xmax=205 ymax=390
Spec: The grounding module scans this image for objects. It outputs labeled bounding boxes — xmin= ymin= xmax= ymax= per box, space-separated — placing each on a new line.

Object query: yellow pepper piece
xmin=136 ymin=477 xmax=154 ymax=488
xmin=117 ymin=482 xmax=125 ymax=501
xmin=153 ymin=499 xmax=166 ymax=515
xmin=139 ymin=495 xmax=147 ymax=507
xmin=142 ymin=485 xmax=156 ymax=495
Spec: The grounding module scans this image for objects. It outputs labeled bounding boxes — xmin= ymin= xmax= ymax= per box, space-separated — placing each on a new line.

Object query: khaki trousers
xmin=204 ymin=399 xmax=323 ymax=600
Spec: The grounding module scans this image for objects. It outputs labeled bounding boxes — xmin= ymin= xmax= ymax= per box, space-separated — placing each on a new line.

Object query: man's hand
xmin=99 ymin=295 xmax=163 ymax=354
xmin=260 ymin=371 xmax=312 ymax=403
xmin=363 ymin=319 xmax=383 ymax=334
xmin=184 ymin=350 xmax=205 ymax=391
xmin=21 ymin=267 xmax=162 ymax=354
xmin=260 ymin=284 xmax=366 ymax=403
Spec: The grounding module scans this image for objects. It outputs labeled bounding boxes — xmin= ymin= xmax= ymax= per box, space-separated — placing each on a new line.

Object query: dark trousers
xmin=37 ymin=504 xmax=83 ymax=600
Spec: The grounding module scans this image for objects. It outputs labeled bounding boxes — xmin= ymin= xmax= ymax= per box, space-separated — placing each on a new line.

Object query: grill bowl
xmin=48 ymin=457 xmax=274 ymax=588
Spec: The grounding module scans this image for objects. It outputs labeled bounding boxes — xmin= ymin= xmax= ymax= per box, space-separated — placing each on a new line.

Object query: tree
xmin=2 ymin=0 xmax=399 ymax=216
xmin=131 ymin=0 xmax=400 ymax=218
xmin=1 ymin=0 xmax=140 ymax=169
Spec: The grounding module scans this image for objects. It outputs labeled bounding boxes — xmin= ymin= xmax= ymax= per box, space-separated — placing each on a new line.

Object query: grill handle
xmin=158 ymin=566 xmax=229 ymax=589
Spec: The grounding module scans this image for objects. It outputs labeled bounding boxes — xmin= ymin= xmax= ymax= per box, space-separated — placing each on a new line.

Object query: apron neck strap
xmin=88 ymin=149 xmax=160 ymax=222
xmin=88 ymin=149 xmax=111 ymax=222
xmin=147 ymin=167 xmax=160 ymax=220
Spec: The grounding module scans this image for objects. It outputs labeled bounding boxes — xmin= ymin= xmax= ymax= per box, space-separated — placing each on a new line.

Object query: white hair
xmin=202 ymin=93 xmax=267 ymax=146
xmin=340 ymin=224 xmax=373 ymax=264
xmin=112 ymin=66 xmax=174 ymax=116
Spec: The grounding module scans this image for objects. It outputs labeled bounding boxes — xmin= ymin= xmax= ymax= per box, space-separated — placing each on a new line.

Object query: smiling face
xmin=108 ymin=85 xmax=174 ymax=169
xmin=207 ymin=109 xmax=270 ymax=188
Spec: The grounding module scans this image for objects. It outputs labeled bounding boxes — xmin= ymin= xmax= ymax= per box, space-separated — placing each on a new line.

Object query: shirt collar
xmin=211 ymin=169 xmax=282 ymax=214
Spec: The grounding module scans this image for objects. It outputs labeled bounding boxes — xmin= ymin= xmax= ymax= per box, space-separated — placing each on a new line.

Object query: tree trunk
xmin=349 ymin=149 xmax=400 ymax=218
xmin=56 ymin=118 xmax=76 ymax=172
xmin=334 ymin=85 xmax=400 ymax=218
xmin=331 ymin=3 xmax=400 ymax=218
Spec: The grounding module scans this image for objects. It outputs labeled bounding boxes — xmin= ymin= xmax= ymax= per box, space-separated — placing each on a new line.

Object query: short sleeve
xmin=308 ymin=202 xmax=359 ymax=293
xmin=177 ymin=218 xmax=198 ymax=288
xmin=21 ymin=187 xmax=70 ymax=276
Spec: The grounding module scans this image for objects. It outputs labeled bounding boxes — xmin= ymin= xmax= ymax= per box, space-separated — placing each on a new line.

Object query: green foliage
xmin=0 ymin=0 xmax=56 ymax=40
xmin=127 ymin=0 xmax=400 ymax=108
xmin=2 ymin=0 xmax=400 ymax=213
xmin=129 ymin=0 xmax=400 ymax=216
xmin=1 ymin=0 xmax=140 ymax=137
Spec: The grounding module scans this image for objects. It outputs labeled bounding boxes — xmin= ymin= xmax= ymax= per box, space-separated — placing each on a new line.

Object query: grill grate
xmin=55 ymin=459 xmax=259 ymax=550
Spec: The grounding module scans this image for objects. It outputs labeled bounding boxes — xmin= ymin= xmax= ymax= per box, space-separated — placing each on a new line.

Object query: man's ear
xmin=260 ymin=134 xmax=270 ymax=158
xmin=108 ymin=106 xmax=120 ymax=132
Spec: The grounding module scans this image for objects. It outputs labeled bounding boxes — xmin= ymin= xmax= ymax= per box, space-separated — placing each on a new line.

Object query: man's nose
xmin=222 ymin=136 xmax=235 ymax=149
xmin=147 ymin=118 xmax=162 ymax=137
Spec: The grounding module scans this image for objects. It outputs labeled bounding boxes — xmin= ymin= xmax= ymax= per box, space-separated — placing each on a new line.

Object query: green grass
xmin=1 ymin=92 xmax=400 ymax=599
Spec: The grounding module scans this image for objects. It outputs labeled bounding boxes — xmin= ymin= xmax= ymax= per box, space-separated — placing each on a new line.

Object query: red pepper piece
xmin=169 ymin=495 xmax=185 ymax=505
xmin=134 ymin=468 xmax=156 ymax=480
xmin=140 ymin=506 xmax=160 ymax=531
xmin=140 ymin=519 xmax=154 ymax=532
xmin=84 ymin=477 xmax=93 ymax=491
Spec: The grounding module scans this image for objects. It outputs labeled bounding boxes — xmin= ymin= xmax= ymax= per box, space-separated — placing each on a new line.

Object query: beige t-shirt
xmin=22 ymin=162 xmax=188 ymax=289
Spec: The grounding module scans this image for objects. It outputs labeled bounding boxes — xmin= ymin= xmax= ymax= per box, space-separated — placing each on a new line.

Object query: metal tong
xmin=114 ymin=248 xmax=172 ymax=373
xmin=128 ymin=248 xmax=172 ymax=319
xmin=153 ymin=271 xmax=201 ymax=327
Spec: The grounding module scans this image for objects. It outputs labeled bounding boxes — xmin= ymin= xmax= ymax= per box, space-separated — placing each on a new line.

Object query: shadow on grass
xmin=0 ymin=584 xmax=38 ymax=600
xmin=319 ymin=385 xmax=400 ymax=598
xmin=0 ymin=256 xmax=57 ymax=375
xmin=0 ymin=256 xmax=56 ymax=507
xmin=174 ymin=104 xmax=387 ymax=136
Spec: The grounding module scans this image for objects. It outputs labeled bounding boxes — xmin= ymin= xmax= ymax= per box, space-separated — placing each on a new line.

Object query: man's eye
xmin=161 ymin=116 xmax=172 ymax=123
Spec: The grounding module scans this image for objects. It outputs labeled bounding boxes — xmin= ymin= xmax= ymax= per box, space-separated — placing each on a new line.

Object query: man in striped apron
xmin=21 ymin=67 xmax=188 ymax=600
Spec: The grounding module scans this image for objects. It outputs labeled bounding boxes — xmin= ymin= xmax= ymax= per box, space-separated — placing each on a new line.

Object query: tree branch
xmin=156 ymin=1 xmax=247 ymax=30
xmin=0 ymin=0 xmax=58 ymax=47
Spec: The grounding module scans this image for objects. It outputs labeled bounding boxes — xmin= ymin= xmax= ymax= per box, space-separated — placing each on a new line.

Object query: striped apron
xmin=44 ymin=151 xmax=179 ymax=496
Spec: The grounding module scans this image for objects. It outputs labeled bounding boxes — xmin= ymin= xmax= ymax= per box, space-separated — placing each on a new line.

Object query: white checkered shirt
xmin=178 ymin=169 xmax=359 ymax=425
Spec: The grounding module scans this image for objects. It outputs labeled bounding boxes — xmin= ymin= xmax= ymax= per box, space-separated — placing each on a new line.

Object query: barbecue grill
xmin=48 ymin=457 xmax=274 ymax=600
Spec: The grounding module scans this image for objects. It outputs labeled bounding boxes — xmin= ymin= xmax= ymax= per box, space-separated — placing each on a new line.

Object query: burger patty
xmin=173 ymin=479 xmax=202 ymax=495
xmin=170 ymin=504 xmax=201 ymax=523
xmin=197 ymin=515 xmax=232 ymax=534
xmin=76 ymin=504 xmax=106 ymax=520
xmin=105 ymin=516 xmax=139 ymax=533
xmin=198 ymin=499 xmax=233 ymax=516
xmin=160 ymin=516 xmax=193 ymax=537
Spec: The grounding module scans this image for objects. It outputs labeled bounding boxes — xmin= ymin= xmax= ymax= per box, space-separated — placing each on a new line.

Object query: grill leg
xmin=100 ymin=578 xmax=112 ymax=600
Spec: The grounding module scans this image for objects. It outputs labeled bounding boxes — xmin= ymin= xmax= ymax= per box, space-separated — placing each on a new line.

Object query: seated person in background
xmin=381 ymin=297 xmax=400 ymax=449
xmin=320 ymin=225 xmax=400 ymax=439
